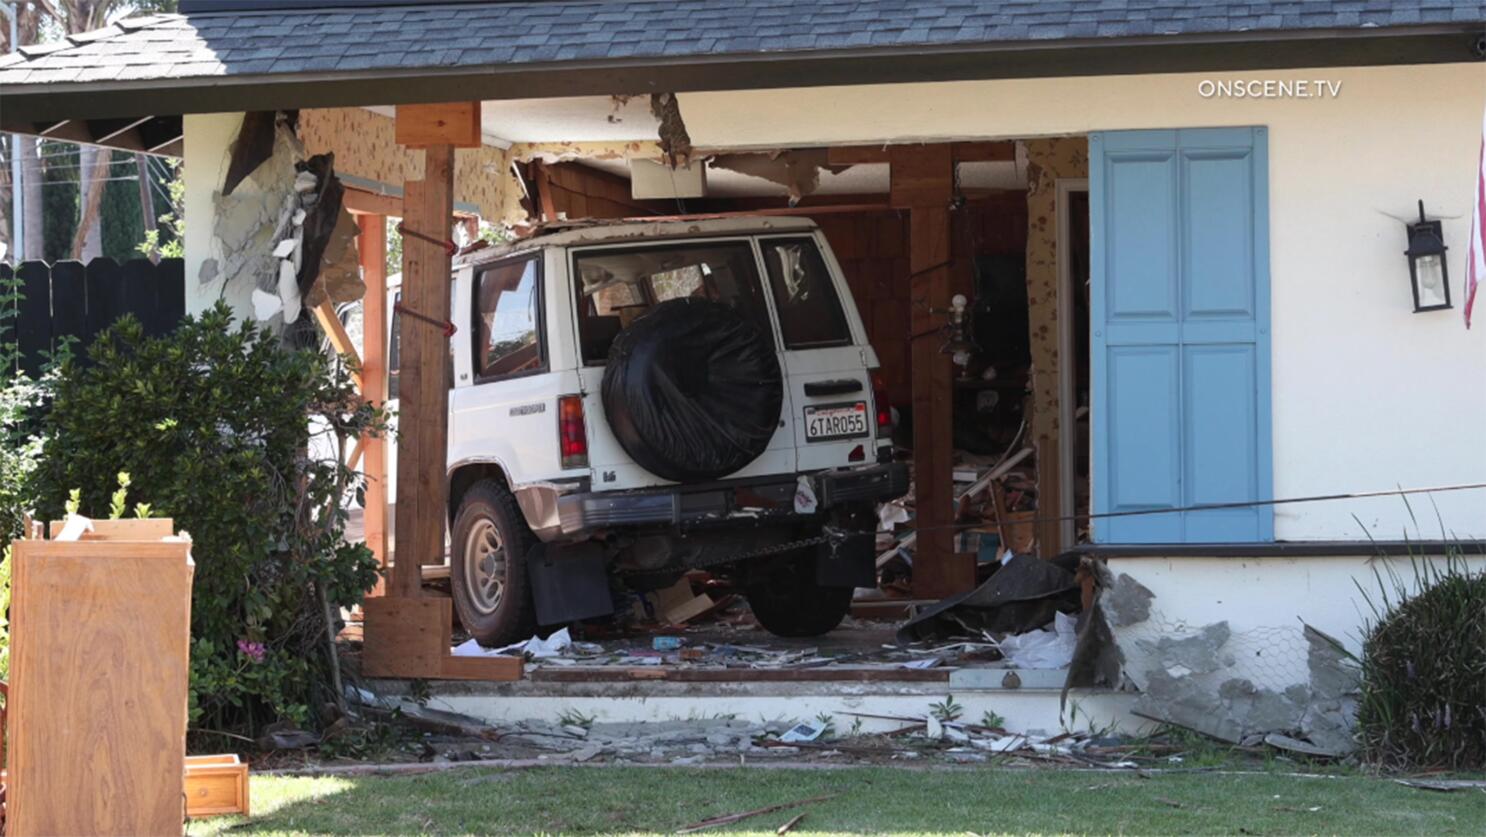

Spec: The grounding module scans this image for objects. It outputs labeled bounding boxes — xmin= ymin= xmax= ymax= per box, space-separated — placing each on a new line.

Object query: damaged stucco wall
xmin=183 ymin=111 xmax=360 ymax=324
xmin=297 ymin=107 xmax=665 ymax=227
xmin=1022 ymin=137 xmax=1087 ymax=555
xmin=186 ymin=109 xmax=666 ymax=318
xmin=1103 ymin=554 xmax=1486 ymax=754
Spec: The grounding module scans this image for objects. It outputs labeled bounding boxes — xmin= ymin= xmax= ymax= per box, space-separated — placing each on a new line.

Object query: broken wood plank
xmin=343 ymin=186 xmax=403 ymax=217
xmin=527 ymin=666 xmax=951 ymax=683
xmin=313 ymin=299 xmax=363 ymax=390
xmin=676 ymin=794 xmax=836 ymax=834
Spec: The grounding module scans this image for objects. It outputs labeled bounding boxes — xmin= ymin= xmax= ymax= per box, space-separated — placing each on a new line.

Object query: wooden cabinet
xmin=6 ymin=520 xmax=194 ymax=836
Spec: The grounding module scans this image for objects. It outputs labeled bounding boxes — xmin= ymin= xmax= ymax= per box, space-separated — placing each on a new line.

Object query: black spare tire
xmin=602 ymin=298 xmax=783 ymax=482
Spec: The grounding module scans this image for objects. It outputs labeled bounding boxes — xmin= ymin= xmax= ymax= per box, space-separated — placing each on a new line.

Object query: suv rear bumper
xmin=553 ymin=463 xmax=908 ymax=537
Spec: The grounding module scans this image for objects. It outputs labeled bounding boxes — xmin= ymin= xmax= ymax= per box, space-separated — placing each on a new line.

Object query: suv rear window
xmin=573 ymin=241 xmax=770 ymax=363
xmin=475 ymin=257 xmax=543 ymax=380
xmin=760 ymin=237 xmax=852 ymax=349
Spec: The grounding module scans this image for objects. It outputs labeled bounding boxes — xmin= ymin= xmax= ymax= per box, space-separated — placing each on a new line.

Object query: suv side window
xmin=474 ymin=256 xmax=544 ymax=381
xmin=573 ymin=240 xmax=770 ymax=364
xmin=760 ymin=237 xmax=852 ymax=349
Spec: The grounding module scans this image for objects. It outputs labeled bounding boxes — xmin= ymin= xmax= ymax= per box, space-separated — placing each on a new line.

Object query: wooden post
xmin=890 ymin=146 xmax=975 ymax=598
xmin=358 ymin=213 xmax=389 ymax=595
xmin=362 ymin=102 xmax=521 ymax=681
xmin=389 ymin=143 xmax=455 ymax=599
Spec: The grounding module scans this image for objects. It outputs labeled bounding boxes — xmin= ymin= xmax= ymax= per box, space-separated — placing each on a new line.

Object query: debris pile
xmin=872 ymin=444 xmax=1039 ymax=602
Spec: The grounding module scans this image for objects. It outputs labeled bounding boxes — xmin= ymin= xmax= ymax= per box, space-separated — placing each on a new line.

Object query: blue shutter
xmin=1091 ymin=128 xmax=1272 ymax=543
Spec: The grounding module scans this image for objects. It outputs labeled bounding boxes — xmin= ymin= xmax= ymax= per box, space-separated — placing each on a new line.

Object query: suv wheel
xmin=745 ymin=552 xmax=853 ymax=637
xmin=451 ymin=480 xmax=537 ymax=646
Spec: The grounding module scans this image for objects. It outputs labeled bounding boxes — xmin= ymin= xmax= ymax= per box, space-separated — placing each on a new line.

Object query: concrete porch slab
xmin=367 ymin=676 xmax=1147 ymax=738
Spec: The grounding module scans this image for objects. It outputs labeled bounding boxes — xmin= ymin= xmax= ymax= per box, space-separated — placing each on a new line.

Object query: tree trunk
xmin=22 ymin=138 xmax=42 ymax=262
xmin=70 ymin=145 xmax=108 ymax=261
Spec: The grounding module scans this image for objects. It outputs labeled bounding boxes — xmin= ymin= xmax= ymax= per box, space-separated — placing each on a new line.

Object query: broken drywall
xmin=210 ymin=113 xmax=305 ymax=323
xmin=1102 ymin=573 xmax=1155 ymax=628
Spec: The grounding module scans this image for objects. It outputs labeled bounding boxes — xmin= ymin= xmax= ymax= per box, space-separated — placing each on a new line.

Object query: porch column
xmin=357 ymin=212 xmax=389 ymax=595
xmin=363 ymin=102 xmax=519 ymax=681
xmin=890 ymin=145 xmax=975 ymax=599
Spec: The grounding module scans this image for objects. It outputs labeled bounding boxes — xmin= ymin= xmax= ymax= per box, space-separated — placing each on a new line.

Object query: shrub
xmin=1357 ymin=556 xmax=1486 ymax=769
xmin=35 ymin=304 xmax=384 ymax=737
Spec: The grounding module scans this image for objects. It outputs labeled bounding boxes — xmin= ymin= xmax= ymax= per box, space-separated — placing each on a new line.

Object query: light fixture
xmin=1404 ymin=200 xmax=1451 ymax=312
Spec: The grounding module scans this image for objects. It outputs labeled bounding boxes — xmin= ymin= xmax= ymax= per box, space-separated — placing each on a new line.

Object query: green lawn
xmin=189 ymin=765 xmax=1484 ymax=836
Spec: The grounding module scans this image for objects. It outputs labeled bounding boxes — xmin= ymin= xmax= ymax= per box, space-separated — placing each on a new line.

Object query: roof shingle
xmin=1 ymin=0 xmax=1482 ymax=89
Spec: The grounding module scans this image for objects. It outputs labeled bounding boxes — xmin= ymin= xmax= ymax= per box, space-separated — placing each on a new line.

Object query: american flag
xmin=1467 ymin=105 xmax=1486 ymax=328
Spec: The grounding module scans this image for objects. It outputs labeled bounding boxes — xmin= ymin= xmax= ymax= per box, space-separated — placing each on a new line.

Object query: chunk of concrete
xmin=1104 ymin=573 xmax=1155 ymax=627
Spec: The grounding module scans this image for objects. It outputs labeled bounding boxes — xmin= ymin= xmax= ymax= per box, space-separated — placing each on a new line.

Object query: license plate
xmin=803 ymin=401 xmax=869 ymax=441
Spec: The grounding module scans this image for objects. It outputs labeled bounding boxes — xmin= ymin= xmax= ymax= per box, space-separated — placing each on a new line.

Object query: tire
xmin=602 ymin=298 xmax=783 ymax=482
xmin=745 ymin=552 xmax=853 ymax=638
xmin=450 ymin=480 xmax=537 ymax=647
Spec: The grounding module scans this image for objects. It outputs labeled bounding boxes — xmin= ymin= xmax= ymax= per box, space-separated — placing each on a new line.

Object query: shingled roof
xmin=3 ymin=1 xmax=1483 ymax=127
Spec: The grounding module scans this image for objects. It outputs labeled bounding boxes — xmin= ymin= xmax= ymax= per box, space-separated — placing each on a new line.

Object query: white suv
xmin=388 ymin=216 xmax=908 ymax=647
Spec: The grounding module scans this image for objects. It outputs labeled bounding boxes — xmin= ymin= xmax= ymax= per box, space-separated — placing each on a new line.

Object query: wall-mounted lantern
xmin=1404 ymin=200 xmax=1451 ymax=312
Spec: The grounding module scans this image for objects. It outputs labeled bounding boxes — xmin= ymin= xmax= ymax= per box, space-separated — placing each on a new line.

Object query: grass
xmin=189 ymin=765 xmax=1486 ymax=835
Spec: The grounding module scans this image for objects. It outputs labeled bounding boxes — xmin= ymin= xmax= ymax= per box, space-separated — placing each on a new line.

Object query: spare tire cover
xmin=602 ymin=298 xmax=784 ymax=482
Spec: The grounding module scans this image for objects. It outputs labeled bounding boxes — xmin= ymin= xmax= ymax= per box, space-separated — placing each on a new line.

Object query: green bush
xmin=35 ymin=304 xmax=384 ymax=737
xmin=1357 ymin=557 xmax=1486 ymax=769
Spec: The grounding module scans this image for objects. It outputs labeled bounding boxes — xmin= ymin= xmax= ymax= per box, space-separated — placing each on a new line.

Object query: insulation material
xmin=709 ymin=149 xmax=834 ymax=203
xmin=650 ymin=92 xmax=692 ymax=167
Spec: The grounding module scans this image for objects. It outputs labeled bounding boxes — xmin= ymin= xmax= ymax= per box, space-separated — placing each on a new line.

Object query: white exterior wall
xmin=183 ymin=112 xmax=247 ymax=317
xmin=1112 ymin=553 xmax=1486 ymax=657
xmin=678 ymin=63 xmax=1486 ymax=541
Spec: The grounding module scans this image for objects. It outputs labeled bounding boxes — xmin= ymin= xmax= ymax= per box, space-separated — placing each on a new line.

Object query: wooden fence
xmin=1 ymin=258 xmax=185 ymax=374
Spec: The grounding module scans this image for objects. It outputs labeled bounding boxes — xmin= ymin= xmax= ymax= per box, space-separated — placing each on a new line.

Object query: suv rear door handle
xmin=804 ymin=379 xmax=863 ymax=396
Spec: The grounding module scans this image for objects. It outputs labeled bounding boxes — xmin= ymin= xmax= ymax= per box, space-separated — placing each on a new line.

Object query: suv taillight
xmin=558 ymin=395 xmax=589 ymax=469
xmin=870 ymin=370 xmax=892 ymax=433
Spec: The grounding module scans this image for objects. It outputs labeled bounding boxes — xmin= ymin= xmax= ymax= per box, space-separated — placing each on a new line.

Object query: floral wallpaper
xmin=297 ymin=108 xmax=663 ymax=226
xmin=1022 ymin=136 xmax=1088 ymax=552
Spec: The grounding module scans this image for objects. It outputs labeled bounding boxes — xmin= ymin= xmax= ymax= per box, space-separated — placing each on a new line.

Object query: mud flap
xmin=526 ymin=541 xmax=615 ymax=625
xmin=815 ymin=527 xmax=875 ymax=588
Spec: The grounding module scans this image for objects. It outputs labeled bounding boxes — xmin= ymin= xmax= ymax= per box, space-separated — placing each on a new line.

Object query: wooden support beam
xmin=395 ymin=102 xmax=482 ymax=149
xmin=891 ymin=145 xmax=975 ymax=599
xmin=952 ymin=141 xmax=1016 ymax=163
xmin=389 ymin=141 xmax=456 ymax=599
xmin=344 ymin=187 xmax=404 ymax=218
xmin=830 ymin=141 xmax=1015 ymax=168
xmin=358 ymin=214 xmax=390 ymax=597
xmin=531 ymin=159 xmax=558 ymax=222
xmin=313 ymin=300 xmax=363 ymax=391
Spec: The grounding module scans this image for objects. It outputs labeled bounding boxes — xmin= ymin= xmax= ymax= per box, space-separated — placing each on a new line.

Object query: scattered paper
xmin=793 ymin=476 xmax=818 ymax=514
xmin=970 ymin=734 xmax=1026 ymax=753
xmin=251 ymin=288 xmax=283 ymax=321
xmin=272 ymin=238 xmax=298 ymax=258
xmin=55 ymin=514 xmax=94 ymax=541
xmin=994 ymin=611 xmax=1078 ymax=670
xmin=453 ymin=627 xmax=573 ymax=659
xmin=277 ymin=260 xmax=302 ymax=324
xmin=900 ymin=657 xmax=942 ymax=669
xmin=779 ymin=723 xmax=825 ymax=743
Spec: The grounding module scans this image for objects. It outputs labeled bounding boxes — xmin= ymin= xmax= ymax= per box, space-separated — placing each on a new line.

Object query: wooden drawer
xmin=184 ymin=755 xmax=249 ymax=818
